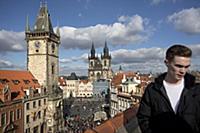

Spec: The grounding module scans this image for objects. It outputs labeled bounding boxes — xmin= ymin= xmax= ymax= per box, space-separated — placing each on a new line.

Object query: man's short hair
xmin=166 ymin=44 xmax=192 ymax=61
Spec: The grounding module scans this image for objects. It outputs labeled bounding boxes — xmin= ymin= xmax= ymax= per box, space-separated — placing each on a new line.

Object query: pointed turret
xmin=119 ymin=65 xmax=122 ymax=71
xmin=103 ymin=41 xmax=109 ymax=57
xmin=25 ymin=15 xmax=30 ymax=32
xmin=101 ymin=41 xmax=111 ymax=59
xmin=91 ymin=42 xmax=96 ymax=58
xmin=119 ymin=65 xmax=123 ymax=73
xmin=56 ymin=26 xmax=60 ymax=37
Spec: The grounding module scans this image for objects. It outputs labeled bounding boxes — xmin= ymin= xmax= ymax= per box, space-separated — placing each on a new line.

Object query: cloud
xmin=59 ymin=44 xmax=200 ymax=75
xmin=60 ymin=15 xmax=153 ymax=50
xmin=111 ymin=47 xmax=165 ymax=64
xmin=0 ymin=30 xmax=25 ymax=53
xmin=0 ymin=59 xmax=15 ymax=68
xmin=0 ymin=58 xmax=26 ymax=70
xmin=168 ymin=8 xmax=200 ymax=34
xmin=60 ymin=53 xmax=88 ymax=63
xmin=0 ymin=15 xmax=153 ymax=54
xmin=150 ymin=0 xmax=177 ymax=5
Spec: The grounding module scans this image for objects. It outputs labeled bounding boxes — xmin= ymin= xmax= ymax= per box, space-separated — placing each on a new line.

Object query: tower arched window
xmin=90 ymin=61 xmax=93 ymax=67
xmin=52 ymin=43 xmax=55 ymax=53
xmin=104 ymin=60 xmax=107 ymax=66
xmin=52 ymin=64 xmax=55 ymax=75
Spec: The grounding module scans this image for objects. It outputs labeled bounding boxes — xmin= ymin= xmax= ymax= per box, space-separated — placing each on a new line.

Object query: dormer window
xmin=0 ymin=79 xmax=9 ymax=84
xmin=23 ymin=80 xmax=30 ymax=84
xmin=32 ymin=79 xmax=38 ymax=84
xmin=12 ymin=80 xmax=20 ymax=85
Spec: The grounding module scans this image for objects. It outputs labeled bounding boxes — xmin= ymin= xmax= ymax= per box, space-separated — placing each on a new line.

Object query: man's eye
xmin=175 ymin=65 xmax=190 ymax=68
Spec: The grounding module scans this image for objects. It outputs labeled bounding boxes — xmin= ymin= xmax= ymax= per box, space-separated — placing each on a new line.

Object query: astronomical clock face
xmin=34 ymin=41 xmax=40 ymax=48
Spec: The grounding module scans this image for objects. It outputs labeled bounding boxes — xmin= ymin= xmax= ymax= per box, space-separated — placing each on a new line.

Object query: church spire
xmin=91 ymin=42 xmax=96 ymax=58
xmin=101 ymin=41 xmax=111 ymax=59
xmin=33 ymin=1 xmax=54 ymax=33
xmin=103 ymin=41 xmax=109 ymax=57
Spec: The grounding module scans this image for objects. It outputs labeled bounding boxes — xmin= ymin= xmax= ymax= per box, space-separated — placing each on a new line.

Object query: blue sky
xmin=0 ymin=0 xmax=200 ymax=75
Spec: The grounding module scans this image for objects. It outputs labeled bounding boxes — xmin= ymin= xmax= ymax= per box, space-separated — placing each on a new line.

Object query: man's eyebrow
xmin=174 ymin=64 xmax=191 ymax=68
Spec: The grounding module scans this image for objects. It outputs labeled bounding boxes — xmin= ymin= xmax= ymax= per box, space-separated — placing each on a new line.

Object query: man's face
xmin=165 ymin=56 xmax=191 ymax=82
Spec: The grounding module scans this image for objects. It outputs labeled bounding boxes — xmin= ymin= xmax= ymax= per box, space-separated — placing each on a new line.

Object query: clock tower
xmin=25 ymin=3 xmax=63 ymax=132
xmin=25 ymin=3 xmax=60 ymax=92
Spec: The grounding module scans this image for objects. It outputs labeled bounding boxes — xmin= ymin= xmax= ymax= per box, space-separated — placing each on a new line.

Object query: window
xmin=10 ymin=111 xmax=14 ymax=122
xmin=33 ymin=101 xmax=36 ymax=108
xmin=104 ymin=60 xmax=107 ymax=66
xmin=0 ymin=79 xmax=9 ymax=84
xmin=38 ymin=111 xmax=41 ymax=119
xmin=32 ymin=79 xmax=38 ymax=84
xmin=26 ymin=128 xmax=30 ymax=133
xmin=33 ymin=126 xmax=38 ymax=133
xmin=90 ymin=61 xmax=93 ymax=67
xmin=12 ymin=80 xmax=20 ymax=85
xmin=26 ymin=103 xmax=30 ymax=110
xmin=44 ymin=99 xmax=46 ymax=105
xmin=23 ymin=80 xmax=30 ymax=84
xmin=1 ymin=113 xmax=6 ymax=126
xmin=44 ymin=109 xmax=46 ymax=117
xmin=16 ymin=109 xmax=21 ymax=120
xmin=38 ymin=100 xmax=41 ymax=106
xmin=52 ymin=44 xmax=55 ymax=53
xmin=26 ymin=115 xmax=30 ymax=123
xmin=52 ymin=64 xmax=55 ymax=75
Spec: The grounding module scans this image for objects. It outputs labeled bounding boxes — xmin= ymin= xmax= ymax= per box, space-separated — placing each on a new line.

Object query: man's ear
xmin=164 ymin=59 xmax=168 ymax=66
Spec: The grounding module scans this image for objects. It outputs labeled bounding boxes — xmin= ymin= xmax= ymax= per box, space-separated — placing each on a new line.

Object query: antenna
xmin=40 ymin=0 xmax=47 ymax=7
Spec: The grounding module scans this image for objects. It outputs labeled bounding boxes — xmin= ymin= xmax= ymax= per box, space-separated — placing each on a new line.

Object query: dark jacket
xmin=136 ymin=73 xmax=200 ymax=133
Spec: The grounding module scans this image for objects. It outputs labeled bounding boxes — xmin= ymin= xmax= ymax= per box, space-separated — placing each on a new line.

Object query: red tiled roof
xmin=79 ymin=80 xmax=89 ymax=84
xmin=58 ymin=77 xmax=66 ymax=86
xmin=112 ymin=72 xmax=137 ymax=87
xmin=85 ymin=106 xmax=138 ymax=133
xmin=0 ymin=70 xmax=40 ymax=100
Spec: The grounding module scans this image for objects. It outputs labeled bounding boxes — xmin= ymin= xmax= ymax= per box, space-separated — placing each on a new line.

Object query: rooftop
xmin=85 ymin=106 xmax=141 ymax=133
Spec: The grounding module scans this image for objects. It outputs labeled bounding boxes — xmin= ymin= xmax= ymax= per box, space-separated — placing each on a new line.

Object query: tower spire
xmin=91 ymin=42 xmax=95 ymax=58
xmin=103 ymin=41 xmax=109 ymax=57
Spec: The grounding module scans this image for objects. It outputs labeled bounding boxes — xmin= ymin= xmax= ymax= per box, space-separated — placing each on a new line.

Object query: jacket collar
xmin=154 ymin=72 xmax=196 ymax=90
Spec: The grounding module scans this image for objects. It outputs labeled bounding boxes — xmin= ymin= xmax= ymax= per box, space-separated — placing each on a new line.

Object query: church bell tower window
xmin=52 ymin=64 xmax=55 ymax=75
xmin=52 ymin=43 xmax=55 ymax=53
xmin=104 ymin=60 xmax=107 ymax=66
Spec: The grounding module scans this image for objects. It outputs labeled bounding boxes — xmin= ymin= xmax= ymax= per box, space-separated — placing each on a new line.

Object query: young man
xmin=137 ymin=45 xmax=200 ymax=133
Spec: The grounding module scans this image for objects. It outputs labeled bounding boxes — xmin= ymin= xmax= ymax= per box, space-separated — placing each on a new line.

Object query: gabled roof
xmin=0 ymin=70 xmax=40 ymax=100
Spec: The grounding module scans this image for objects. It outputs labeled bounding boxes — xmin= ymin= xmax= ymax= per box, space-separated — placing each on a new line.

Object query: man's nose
xmin=180 ymin=67 xmax=186 ymax=73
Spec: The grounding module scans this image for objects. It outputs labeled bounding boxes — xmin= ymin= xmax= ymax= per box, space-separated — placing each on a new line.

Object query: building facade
xmin=24 ymin=87 xmax=48 ymax=133
xmin=0 ymin=77 xmax=24 ymax=133
xmin=0 ymin=70 xmax=48 ymax=133
xmin=110 ymin=71 xmax=151 ymax=117
xmin=88 ymin=42 xmax=113 ymax=81
xmin=25 ymin=3 xmax=63 ymax=133
xmin=77 ymin=80 xmax=93 ymax=98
